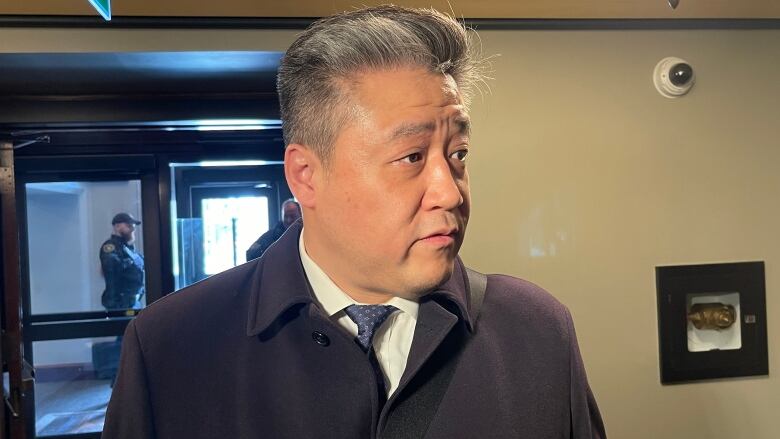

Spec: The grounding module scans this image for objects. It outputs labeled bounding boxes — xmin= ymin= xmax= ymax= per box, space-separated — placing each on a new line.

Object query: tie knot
xmin=344 ymin=304 xmax=397 ymax=351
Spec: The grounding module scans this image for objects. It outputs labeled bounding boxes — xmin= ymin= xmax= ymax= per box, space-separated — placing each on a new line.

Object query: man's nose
xmin=422 ymin=157 xmax=463 ymax=211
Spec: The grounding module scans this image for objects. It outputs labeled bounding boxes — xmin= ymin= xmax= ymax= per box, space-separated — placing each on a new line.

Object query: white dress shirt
xmin=299 ymin=231 xmax=418 ymax=397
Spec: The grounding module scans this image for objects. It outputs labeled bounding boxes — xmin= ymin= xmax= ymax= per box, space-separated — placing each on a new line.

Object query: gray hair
xmin=277 ymin=5 xmax=483 ymax=165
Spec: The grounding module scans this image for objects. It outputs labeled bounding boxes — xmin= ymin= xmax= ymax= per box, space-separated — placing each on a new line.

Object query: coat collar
xmin=246 ymin=220 xmax=476 ymax=336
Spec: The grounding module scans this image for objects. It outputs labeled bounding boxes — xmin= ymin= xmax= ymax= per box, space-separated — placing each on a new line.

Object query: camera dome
xmin=653 ymin=57 xmax=695 ymax=98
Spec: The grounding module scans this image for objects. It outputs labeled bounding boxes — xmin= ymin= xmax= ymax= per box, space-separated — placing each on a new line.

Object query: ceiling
xmin=0 ymin=51 xmax=283 ymax=96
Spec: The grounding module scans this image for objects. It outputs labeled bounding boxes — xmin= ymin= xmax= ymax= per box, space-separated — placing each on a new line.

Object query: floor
xmin=35 ymin=378 xmax=113 ymax=436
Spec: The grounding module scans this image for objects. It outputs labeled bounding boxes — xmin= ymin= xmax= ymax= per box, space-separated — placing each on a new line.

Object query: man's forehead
xmin=341 ymin=67 xmax=471 ymax=145
xmin=440 ymin=74 xmax=461 ymax=101
xmin=350 ymin=67 xmax=461 ymax=106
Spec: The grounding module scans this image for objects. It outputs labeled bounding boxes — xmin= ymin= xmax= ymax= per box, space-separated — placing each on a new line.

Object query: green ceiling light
xmin=88 ymin=0 xmax=111 ymax=21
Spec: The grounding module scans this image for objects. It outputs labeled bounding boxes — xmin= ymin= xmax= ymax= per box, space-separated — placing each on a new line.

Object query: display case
xmin=656 ymin=261 xmax=768 ymax=384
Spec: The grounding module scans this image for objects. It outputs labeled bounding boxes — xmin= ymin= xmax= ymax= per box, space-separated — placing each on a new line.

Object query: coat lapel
xmin=379 ymin=259 xmax=477 ymax=434
xmin=245 ymin=220 xmax=314 ymax=337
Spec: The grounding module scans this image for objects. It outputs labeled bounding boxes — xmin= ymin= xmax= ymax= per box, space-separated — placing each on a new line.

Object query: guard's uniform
xmin=100 ymin=235 xmax=145 ymax=310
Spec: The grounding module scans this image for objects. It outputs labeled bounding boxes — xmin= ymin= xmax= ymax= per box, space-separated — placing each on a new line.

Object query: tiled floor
xmin=35 ymin=378 xmax=113 ymax=436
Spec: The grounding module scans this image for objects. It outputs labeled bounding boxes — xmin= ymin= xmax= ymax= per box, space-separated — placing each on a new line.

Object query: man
xmin=96 ymin=212 xmax=145 ymax=385
xmin=100 ymin=212 xmax=145 ymax=310
xmin=104 ymin=6 xmax=605 ymax=438
xmin=245 ymin=198 xmax=301 ymax=260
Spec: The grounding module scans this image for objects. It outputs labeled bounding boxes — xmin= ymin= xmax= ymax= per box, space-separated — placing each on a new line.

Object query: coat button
xmin=312 ymin=331 xmax=330 ymax=347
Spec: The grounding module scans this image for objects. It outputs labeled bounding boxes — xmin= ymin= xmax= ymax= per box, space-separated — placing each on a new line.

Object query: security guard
xmin=100 ymin=212 xmax=145 ymax=310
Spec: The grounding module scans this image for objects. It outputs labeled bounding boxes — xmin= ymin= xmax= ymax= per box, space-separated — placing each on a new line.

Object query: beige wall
xmin=463 ymin=29 xmax=780 ymax=439
xmin=2 ymin=25 xmax=779 ymax=438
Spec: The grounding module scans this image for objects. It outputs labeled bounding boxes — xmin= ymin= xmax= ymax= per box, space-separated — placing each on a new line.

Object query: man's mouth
xmin=419 ymin=228 xmax=458 ymax=246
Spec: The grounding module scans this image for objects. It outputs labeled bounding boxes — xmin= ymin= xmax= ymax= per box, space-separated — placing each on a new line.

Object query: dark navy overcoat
xmin=103 ymin=221 xmax=605 ymax=438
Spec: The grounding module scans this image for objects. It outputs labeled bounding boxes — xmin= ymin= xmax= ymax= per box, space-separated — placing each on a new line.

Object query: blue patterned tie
xmin=344 ymin=304 xmax=397 ymax=402
xmin=344 ymin=304 xmax=397 ymax=352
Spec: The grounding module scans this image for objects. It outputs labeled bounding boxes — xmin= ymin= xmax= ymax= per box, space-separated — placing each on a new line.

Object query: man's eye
xmin=450 ymin=149 xmax=468 ymax=162
xmin=401 ymin=152 xmax=423 ymax=164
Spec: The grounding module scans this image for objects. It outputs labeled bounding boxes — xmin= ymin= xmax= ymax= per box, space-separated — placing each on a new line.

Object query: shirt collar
xmin=246 ymin=221 xmax=474 ymax=336
xmin=299 ymin=230 xmax=419 ymax=320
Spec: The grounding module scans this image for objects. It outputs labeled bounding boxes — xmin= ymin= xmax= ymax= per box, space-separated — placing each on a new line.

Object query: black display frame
xmin=656 ymin=261 xmax=768 ymax=384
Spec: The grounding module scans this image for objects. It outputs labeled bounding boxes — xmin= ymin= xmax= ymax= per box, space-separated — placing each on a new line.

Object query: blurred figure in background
xmin=96 ymin=212 xmax=145 ymax=385
xmin=245 ymin=198 xmax=301 ymax=260
xmin=100 ymin=212 xmax=145 ymax=310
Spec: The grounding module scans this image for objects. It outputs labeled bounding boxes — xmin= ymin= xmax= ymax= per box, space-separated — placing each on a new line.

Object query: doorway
xmin=1 ymin=49 xmax=287 ymax=439
xmin=7 ymin=146 xmax=289 ymax=439
xmin=170 ymin=160 xmax=288 ymax=289
xmin=13 ymin=156 xmax=162 ymax=438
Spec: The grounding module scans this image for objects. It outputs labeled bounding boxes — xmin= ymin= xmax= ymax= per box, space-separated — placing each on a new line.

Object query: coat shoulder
xmin=481 ymin=274 xmax=571 ymax=337
xmin=130 ymin=260 xmax=259 ymax=340
xmin=486 ymin=274 xmax=567 ymax=312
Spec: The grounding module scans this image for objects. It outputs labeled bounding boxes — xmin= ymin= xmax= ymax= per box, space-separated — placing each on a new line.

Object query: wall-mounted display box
xmin=656 ymin=261 xmax=768 ymax=384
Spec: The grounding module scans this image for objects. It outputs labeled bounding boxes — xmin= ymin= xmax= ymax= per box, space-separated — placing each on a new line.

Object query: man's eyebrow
xmin=388 ymin=122 xmax=436 ymax=142
xmin=455 ymin=117 xmax=471 ymax=136
xmin=387 ymin=118 xmax=471 ymax=142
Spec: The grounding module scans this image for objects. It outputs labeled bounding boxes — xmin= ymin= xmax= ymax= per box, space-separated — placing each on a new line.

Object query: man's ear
xmin=284 ymin=144 xmax=319 ymax=208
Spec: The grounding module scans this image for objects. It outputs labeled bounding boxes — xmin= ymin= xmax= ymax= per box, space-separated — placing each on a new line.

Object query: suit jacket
xmin=103 ymin=221 xmax=605 ymax=438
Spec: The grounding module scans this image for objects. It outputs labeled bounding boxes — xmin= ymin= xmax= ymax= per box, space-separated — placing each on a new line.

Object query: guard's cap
xmin=112 ymin=212 xmax=141 ymax=226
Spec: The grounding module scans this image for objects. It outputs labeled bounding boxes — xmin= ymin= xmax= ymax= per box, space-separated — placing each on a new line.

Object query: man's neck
xmin=301 ymin=228 xmax=395 ymax=305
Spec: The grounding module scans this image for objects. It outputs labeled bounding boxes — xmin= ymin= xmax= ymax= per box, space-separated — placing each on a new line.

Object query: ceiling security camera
xmin=653 ymin=57 xmax=695 ymax=98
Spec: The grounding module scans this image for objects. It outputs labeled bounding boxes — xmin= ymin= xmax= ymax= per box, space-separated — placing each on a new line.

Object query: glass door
xmin=169 ymin=161 xmax=286 ymax=290
xmin=15 ymin=156 xmax=162 ymax=439
xmin=193 ymin=187 xmax=272 ymax=276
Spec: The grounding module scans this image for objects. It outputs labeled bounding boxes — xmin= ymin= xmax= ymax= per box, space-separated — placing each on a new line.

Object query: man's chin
xmin=400 ymin=261 xmax=455 ymax=299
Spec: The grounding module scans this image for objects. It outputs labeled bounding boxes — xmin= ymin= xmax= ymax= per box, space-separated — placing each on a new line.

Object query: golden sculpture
xmin=687 ymin=303 xmax=736 ymax=330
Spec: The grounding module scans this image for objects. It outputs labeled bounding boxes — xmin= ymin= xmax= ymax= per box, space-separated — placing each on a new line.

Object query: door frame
xmin=1 ymin=132 xmax=287 ymax=439
xmin=14 ymin=154 xmax=163 ymax=439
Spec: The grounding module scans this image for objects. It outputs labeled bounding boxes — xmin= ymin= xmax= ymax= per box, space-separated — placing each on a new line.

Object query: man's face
xmin=311 ymin=66 xmax=471 ymax=299
xmin=114 ymin=222 xmax=136 ymax=243
xmin=282 ymin=203 xmax=302 ymax=227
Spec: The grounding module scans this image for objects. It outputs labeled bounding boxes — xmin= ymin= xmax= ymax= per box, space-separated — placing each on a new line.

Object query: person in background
xmin=100 ymin=212 xmax=145 ymax=310
xmin=96 ymin=212 xmax=145 ymax=386
xmin=245 ymin=198 xmax=301 ymax=260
